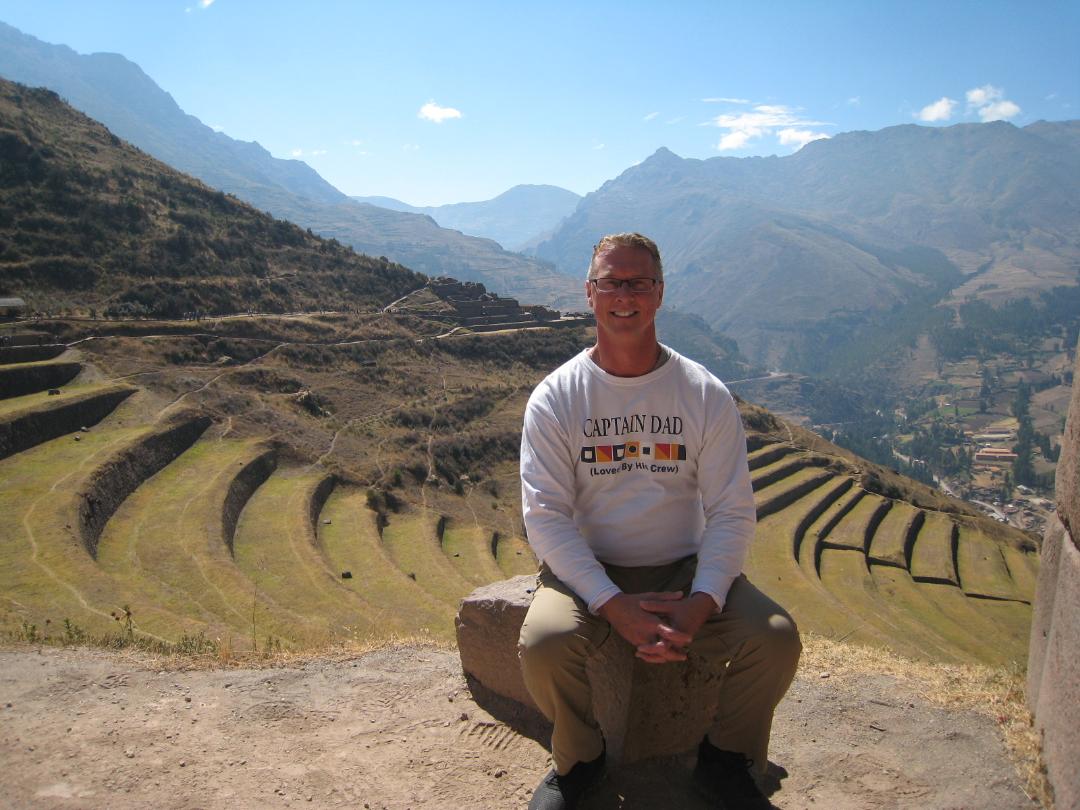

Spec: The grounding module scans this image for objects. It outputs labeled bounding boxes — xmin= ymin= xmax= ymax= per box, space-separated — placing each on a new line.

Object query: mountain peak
xmin=647 ymin=146 xmax=682 ymax=163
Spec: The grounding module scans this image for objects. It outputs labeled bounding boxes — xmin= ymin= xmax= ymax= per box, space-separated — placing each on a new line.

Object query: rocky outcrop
xmin=1027 ymin=338 xmax=1080 ymax=810
xmin=456 ymin=576 xmax=733 ymax=765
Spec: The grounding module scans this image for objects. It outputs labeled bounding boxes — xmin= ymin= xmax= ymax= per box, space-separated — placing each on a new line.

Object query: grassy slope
xmin=232 ymin=468 xmax=386 ymax=646
xmin=0 ymin=315 xmax=1040 ymax=666
xmin=318 ymin=487 xmax=456 ymax=640
xmin=95 ymin=438 xmax=291 ymax=644
xmin=0 ymin=396 xmax=196 ymax=638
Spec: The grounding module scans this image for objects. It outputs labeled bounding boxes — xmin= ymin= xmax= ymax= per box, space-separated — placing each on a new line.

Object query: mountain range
xmin=534 ymin=125 xmax=1080 ymax=364
xmin=3 ymin=19 xmax=1079 ymax=369
xmin=353 ymin=184 xmax=580 ymax=252
xmin=0 ymin=21 xmax=580 ymax=308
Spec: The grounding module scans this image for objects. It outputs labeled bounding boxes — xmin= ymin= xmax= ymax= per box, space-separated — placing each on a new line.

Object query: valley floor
xmin=0 ymin=641 xmax=1038 ymax=809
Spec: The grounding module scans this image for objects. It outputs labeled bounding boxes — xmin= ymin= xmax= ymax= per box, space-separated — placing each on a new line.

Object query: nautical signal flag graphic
xmin=580 ymin=442 xmax=684 ymax=464
xmin=654 ymin=443 xmax=686 ymax=461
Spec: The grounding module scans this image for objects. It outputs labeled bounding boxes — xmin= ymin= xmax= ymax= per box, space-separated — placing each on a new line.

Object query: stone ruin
xmin=394 ymin=277 xmax=590 ymax=332
xmin=456 ymin=576 xmax=732 ymax=765
xmin=1027 ymin=335 xmax=1080 ymax=809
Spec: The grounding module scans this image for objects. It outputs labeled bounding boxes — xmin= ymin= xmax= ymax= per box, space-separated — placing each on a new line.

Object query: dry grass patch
xmin=798 ymin=632 xmax=1051 ymax=808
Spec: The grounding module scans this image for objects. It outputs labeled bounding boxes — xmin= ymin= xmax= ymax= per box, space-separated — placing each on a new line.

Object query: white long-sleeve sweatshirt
xmin=520 ymin=346 xmax=756 ymax=614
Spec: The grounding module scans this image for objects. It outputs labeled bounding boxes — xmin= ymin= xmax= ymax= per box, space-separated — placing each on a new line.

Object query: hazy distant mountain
xmin=351 ymin=196 xmax=422 ymax=214
xmin=0 ymin=21 xmax=578 ymax=307
xmin=353 ymin=185 xmax=581 ymax=251
xmin=534 ymin=124 xmax=1080 ymax=363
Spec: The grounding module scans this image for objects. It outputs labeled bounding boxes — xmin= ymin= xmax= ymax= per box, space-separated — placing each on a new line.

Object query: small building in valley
xmin=0 ymin=297 xmax=27 ymax=320
xmin=974 ymin=447 xmax=1018 ymax=464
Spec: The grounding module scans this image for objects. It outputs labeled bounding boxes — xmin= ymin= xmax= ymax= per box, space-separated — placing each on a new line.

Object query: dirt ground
xmin=0 ymin=644 xmax=1036 ymax=809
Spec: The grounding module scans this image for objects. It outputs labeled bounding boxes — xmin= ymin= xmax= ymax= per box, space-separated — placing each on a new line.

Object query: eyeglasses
xmin=589 ymin=277 xmax=660 ymax=294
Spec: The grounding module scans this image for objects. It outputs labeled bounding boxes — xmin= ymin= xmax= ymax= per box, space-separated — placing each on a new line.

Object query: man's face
xmin=586 ymin=245 xmax=664 ymax=341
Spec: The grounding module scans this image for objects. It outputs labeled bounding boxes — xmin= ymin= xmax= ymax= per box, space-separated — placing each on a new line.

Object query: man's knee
xmin=518 ymin=580 xmax=603 ymax=666
xmin=763 ymin=611 xmax=802 ymax=670
xmin=520 ymin=627 xmax=579 ymax=662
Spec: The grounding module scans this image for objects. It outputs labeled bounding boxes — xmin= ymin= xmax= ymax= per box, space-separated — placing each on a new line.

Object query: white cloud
xmin=290 ymin=148 xmax=303 ymax=157
xmin=643 ymin=111 xmax=660 ymax=121
xmin=402 ymin=143 xmax=420 ymax=152
xmin=977 ymin=100 xmax=1021 ymax=121
xmin=717 ymin=130 xmax=753 ymax=151
xmin=418 ymin=101 xmax=462 ymax=123
xmin=310 ymin=149 xmax=327 ymax=156
xmin=593 ymin=142 xmax=606 ymax=150
xmin=966 ymin=84 xmax=1002 ymax=108
xmin=703 ymin=96 xmax=750 ymax=104
xmin=965 ymin=85 xmax=1020 ymax=121
xmin=707 ymin=104 xmax=830 ymax=151
xmin=916 ymin=97 xmax=957 ymax=122
xmin=847 ymin=96 xmax=861 ymax=106
xmin=778 ymin=128 xmax=830 ymax=148
xmin=348 ymin=139 xmax=363 ymax=147
xmin=209 ymin=124 xmax=224 ymax=132
xmin=200 ymin=0 xmax=215 ymax=7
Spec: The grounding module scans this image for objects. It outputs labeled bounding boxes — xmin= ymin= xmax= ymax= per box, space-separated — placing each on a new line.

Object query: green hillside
xmin=0 ymin=319 xmax=1038 ymax=665
xmin=0 ymin=77 xmax=424 ymax=317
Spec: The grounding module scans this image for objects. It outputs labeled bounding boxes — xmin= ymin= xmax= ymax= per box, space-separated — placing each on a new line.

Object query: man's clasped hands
xmin=597 ymin=590 xmax=717 ymax=664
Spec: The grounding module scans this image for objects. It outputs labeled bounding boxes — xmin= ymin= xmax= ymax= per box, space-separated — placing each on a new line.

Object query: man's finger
xmin=636 ymin=639 xmax=688 ymax=662
xmin=638 ymin=599 xmax=682 ymax=615
xmin=638 ymin=591 xmax=684 ymax=601
xmin=656 ymin=623 xmax=693 ymax=647
xmin=636 ymin=647 xmax=687 ymax=663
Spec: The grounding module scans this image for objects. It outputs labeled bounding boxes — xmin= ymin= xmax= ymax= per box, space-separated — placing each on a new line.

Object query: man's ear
xmin=657 ymin=281 xmax=664 ymax=308
xmin=585 ymin=279 xmax=596 ymax=310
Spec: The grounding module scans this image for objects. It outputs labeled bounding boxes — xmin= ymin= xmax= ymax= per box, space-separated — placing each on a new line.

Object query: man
xmin=518 ymin=233 xmax=800 ymax=809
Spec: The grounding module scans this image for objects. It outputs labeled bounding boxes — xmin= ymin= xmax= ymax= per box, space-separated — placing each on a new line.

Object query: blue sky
xmin=1 ymin=1 xmax=1077 ymax=205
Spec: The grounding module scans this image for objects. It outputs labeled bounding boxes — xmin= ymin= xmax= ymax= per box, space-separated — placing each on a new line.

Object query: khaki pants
xmin=518 ymin=556 xmax=801 ymax=775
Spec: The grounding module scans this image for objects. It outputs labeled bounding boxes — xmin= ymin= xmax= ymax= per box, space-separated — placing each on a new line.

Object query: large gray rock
xmin=456 ymin=576 xmax=728 ymax=764
xmin=1027 ymin=338 xmax=1080 ymax=810
xmin=455 ymin=575 xmax=538 ymax=711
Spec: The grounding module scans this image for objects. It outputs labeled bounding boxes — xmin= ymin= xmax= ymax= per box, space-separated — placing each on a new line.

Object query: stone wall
xmin=1027 ymin=337 xmax=1079 ymax=810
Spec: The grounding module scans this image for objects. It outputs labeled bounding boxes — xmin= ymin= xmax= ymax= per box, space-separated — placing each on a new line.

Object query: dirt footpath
xmin=0 ymin=645 xmax=1035 ymax=809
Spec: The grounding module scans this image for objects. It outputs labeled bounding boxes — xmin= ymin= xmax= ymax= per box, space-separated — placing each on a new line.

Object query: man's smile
xmin=611 ymin=310 xmax=638 ymax=317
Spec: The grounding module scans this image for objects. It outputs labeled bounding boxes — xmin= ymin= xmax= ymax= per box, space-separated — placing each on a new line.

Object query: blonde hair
xmin=588 ymin=232 xmax=663 ymax=282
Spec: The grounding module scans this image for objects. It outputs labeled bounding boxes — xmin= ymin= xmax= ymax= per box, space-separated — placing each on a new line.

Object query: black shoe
xmin=693 ymin=739 xmax=773 ymax=809
xmin=528 ymin=750 xmax=606 ymax=810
